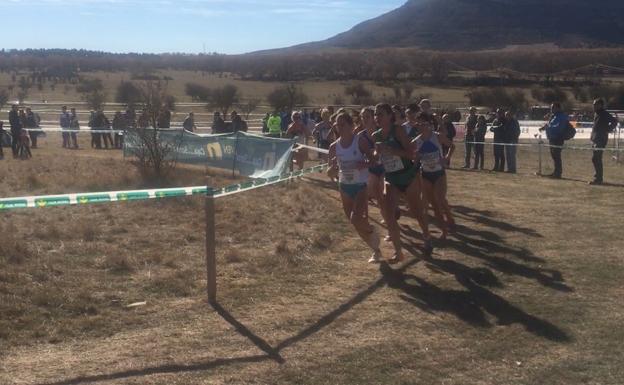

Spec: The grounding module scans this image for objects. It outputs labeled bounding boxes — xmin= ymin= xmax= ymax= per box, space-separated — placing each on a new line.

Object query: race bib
xmin=339 ymin=169 xmax=357 ymax=184
xmin=382 ymin=155 xmax=404 ymax=173
xmin=421 ymin=152 xmax=441 ymax=172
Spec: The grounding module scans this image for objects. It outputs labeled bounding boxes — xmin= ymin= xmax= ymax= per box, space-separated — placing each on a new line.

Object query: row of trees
xmin=3 ymin=48 xmax=624 ymax=83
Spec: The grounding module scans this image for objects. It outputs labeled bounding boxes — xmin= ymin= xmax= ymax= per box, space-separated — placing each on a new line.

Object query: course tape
xmin=463 ymin=140 xmax=624 ymax=152
xmin=0 ymin=164 xmax=328 ymax=211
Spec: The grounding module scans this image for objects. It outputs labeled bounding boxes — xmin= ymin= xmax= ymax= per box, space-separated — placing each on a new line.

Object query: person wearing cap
xmin=463 ymin=107 xmax=478 ymax=168
xmin=590 ymin=98 xmax=618 ymax=185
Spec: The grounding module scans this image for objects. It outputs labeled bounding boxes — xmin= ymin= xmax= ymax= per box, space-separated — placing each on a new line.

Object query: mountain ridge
xmin=261 ymin=0 xmax=624 ymax=53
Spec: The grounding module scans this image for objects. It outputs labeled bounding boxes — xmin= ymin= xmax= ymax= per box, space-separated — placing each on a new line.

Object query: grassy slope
xmin=0 ymin=136 xmax=623 ymax=384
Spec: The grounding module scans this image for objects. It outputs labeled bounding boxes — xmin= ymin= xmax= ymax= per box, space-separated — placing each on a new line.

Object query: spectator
xmin=137 ymin=110 xmax=150 ymax=129
xmin=69 ymin=107 xmax=80 ymax=149
xmin=0 ymin=121 xmax=4 ymax=159
xmin=539 ymin=102 xmax=568 ymax=179
xmin=157 ymin=108 xmax=171 ymax=129
xmin=505 ymin=111 xmax=521 ymax=173
xmin=230 ymin=111 xmax=247 ymax=132
xmin=183 ymin=112 xmax=196 ymax=132
xmin=267 ymin=111 xmax=282 ymax=138
xmin=88 ymin=111 xmax=98 ymax=148
xmin=25 ymin=107 xmax=40 ymax=149
xmin=474 ymin=115 xmax=487 ymax=170
xmin=463 ymin=107 xmax=478 ymax=168
xmin=589 ymin=98 xmax=618 ymax=185
xmin=280 ymin=110 xmax=291 ymax=133
xmin=60 ymin=106 xmax=71 ymax=149
xmin=211 ymin=112 xmax=226 ymax=134
xmin=490 ymin=108 xmax=507 ymax=172
xmin=99 ymin=111 xmax=113 ymax=149
xmin=112 ymin=111 xmax=126 ymax=149
xmin=124 ymin=109 xmax=136 ymax=129
xmin=9 ymin=104 xmax=22 ymax=158
xmin=440 ymin=113 xmax=456 ymax=167
xmin=262 ymin=113 xmax=270 ymax=133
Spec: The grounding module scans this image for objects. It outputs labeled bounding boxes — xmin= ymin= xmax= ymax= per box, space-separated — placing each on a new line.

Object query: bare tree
xmin=238 ymin=98 xmax=260 ymax=119
xmin=125 ymin=80 xmax=181 ymax=183
xmin=267 ymin=84 xmax=308 ymax=112
xmin=209 ymin=84 xmax=239 ymax=115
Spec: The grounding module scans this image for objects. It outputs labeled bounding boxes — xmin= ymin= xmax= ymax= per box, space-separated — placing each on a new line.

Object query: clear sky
xmin=0 ymin=0 xmax=405 ymax=54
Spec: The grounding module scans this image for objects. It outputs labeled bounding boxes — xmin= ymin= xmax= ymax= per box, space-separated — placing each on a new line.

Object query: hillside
xmin=280 ymin=0 xmax=624 ymax=51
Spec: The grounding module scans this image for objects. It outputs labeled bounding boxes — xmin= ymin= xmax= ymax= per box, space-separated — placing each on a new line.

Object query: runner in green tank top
xmin=373 ymin=103 xmax=433 ymax=264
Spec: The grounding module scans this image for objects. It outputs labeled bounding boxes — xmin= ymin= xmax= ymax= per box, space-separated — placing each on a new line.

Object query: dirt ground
xmin=1 ymin=134 xmax=624 ymax=384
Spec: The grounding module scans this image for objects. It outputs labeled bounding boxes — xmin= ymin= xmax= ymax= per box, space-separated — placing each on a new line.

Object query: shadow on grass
xmin=38 ymin=259 xmax=419 ymax=385
xmin=381 ymin=262 xmax=571 ymax=342
xmin=38 ymin=190 xmax=573 ymax=384
xmin=452 ymin=205 xmax=543 ymax=238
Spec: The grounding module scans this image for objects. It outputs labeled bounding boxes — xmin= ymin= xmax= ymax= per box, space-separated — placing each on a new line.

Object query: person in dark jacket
xmin=539 ymin=102 xmax=568 ymax=179
xmin=25 ymin=108 xmax=40 ymax=148
xmin=183 ymin=112 xmax=196 ymax=132
xmin=463 ymin=107 xmax=478 ymax=168
xmin=67 ymin=108 xmax=79 ymax=149
xmin=474 ymin=115 xmax=487 ymax=170
xmin=490 ymin=108 xmax=506 ymax=172
xmin=589 ymin=98 xmax=618 ymax=185
xmin=0 ymin=121 xmax=4 ymax=159
xmin=211 ymin=112 xmax=226 ymax=134
xmin=60 ymin=106 xmax=71 ymax=149
xmin=230 ymin=111 xmax=247 ymax=132
xmin=9 ymin=104 xmax=22 ymax=158
xmin=112 ymin=111 xmax=126 ymax=149
xmin=505 ymin=111 xmax=521 ymax=173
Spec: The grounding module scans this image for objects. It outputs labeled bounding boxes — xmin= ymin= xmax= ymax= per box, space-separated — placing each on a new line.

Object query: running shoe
xmin=368 ymin=249 xmax=383 ymax=264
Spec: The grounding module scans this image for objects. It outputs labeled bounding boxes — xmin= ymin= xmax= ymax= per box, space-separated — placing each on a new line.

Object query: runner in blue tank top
xmin=412 ymin=121 xmax=455 ymax=239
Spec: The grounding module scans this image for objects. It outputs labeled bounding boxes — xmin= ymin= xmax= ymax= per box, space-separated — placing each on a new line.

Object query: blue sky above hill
xmin=0 ymin=0 xmax=404 ymax=54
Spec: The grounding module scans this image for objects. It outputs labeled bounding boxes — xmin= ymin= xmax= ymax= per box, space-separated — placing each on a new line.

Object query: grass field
xmin=1 ymin=134 xmax=624 ymax=384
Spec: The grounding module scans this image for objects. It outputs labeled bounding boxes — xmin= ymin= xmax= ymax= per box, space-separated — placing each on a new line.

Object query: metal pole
xmin=205 ymin=186 xmax=217 ymax=304
xmin=537 ymin=134 xmax=543 ymax=176
xmin=232 ymin=131 xmax=239 ymax=178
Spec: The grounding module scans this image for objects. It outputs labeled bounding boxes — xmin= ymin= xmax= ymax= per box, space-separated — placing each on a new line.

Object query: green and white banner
xmin=123 ymin=129 xmax=295 ymax=179
xmin=0 ymin=164 xmax=328 ymax=211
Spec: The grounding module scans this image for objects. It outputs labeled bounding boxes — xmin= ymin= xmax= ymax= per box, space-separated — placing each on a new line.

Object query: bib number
xmin=339 ymin=169 xmax=357 ymax=184
xmin=382 ymin=155 xmax=404 ymax=173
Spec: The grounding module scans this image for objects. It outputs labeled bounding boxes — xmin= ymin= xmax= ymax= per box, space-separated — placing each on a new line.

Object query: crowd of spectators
xmin=1 ymin=100 xmax=621 ymax=185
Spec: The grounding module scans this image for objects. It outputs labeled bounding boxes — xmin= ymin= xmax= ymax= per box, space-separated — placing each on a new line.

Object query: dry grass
xmin=0 ymin=135 xmax=624 ymax=385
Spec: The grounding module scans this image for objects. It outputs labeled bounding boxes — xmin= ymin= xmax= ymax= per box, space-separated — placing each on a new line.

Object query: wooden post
xmin=205 ymin=186 xmax=217 ymax=304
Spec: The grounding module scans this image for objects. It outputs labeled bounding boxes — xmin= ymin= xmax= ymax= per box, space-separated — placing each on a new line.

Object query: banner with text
xmin=123 ymin=129 xmax=295 ymax=179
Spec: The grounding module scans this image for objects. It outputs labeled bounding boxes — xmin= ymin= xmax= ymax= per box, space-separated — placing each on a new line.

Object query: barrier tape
xmin=462 ymin=140 xmax=624 ymax=152
xmin=0 ymin=164 xmax=328 ymax=211
xmin=294 ymin=143 xmax=330 ymax=154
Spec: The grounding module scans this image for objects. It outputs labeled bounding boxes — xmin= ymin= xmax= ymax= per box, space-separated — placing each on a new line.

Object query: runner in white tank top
xmin=328 ymin=112 xmax=383 ymax=263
